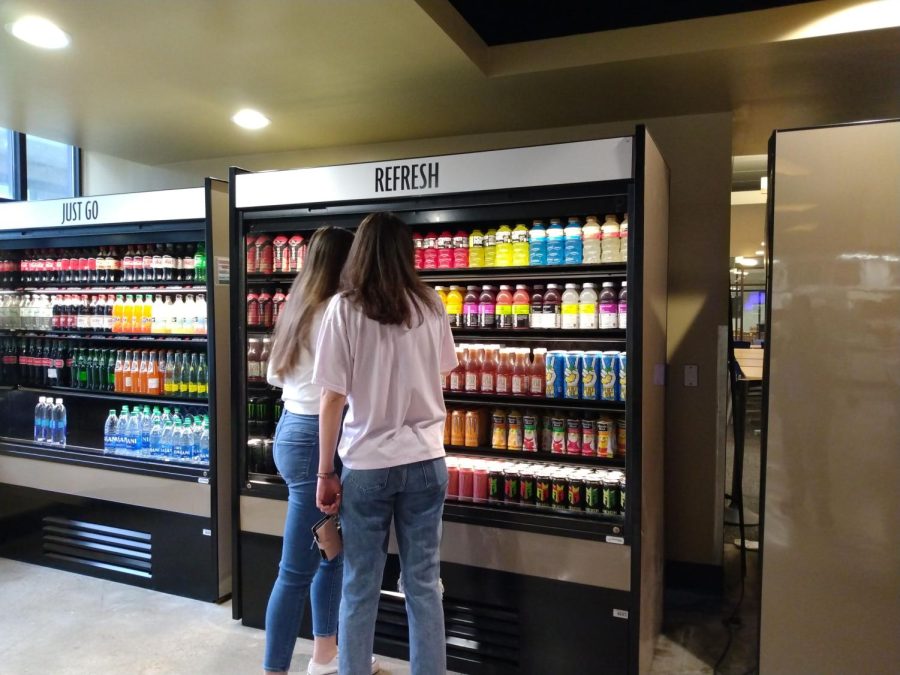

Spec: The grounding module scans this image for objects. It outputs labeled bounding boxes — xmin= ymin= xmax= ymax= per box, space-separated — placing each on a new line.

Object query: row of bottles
xmin=413 ymin=215 xmax=627 ymax=269
xmin=9 ymin=243 xmax=206 ymax=284
xmin=103 ymin=405 xmax=209 ymax=464
xmin=247 ymin=289 xmax=287 ymax=330
xmin=33 ymin=396 xmax=67 ymax=447
xmin=435 ymin=282 xmax=626 ymax=330
xmin=0 ymin=338 xmax=207 ymax=398
xmin=245 ymin=234 xmax=307 ymax=274
xmin=0 ymin=292 xmax=207 ymax=335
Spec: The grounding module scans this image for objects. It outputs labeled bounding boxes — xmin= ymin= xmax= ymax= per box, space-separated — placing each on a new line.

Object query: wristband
xmin=317 ymin=471 xmax=337 ymax=479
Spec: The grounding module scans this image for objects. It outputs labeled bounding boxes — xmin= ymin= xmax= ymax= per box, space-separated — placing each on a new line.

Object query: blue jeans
xmin=264 ymin=412 xmax=343 ymax=673
xmin=338 ymin=457 xmax=448 ymax=675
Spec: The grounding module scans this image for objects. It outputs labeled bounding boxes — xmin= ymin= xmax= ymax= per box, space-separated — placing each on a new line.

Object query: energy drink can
xmin=551 ymin=472 xmax=568 ymax=509
xmin=567 ymin=473 xmax=586 ymax=511
xmin=563 ymin=351 xmax=583 ymax=399
xmin=619 ymin=475 xmax=627 ymax=513
xmin=488 ymin=468 xmax=504 ymax=503
xmin=450 ymin=410 xmax=465 ymax=446
xmin=600 ymin=351 xmax=620 ymax=401
xmin=519 ymin=470 xmax=536 ymax=504
xmin=565 ymin=417 xmax=582 ymax=455
xmin=536 ymin=471 xmax=552 ymax=507
xmin=585 ymin=474 xmax=602 ymax=512
xmin=617 ymin=352 xmax=627 ymax=401
xmin=503 ymin=470 xmax=520 ymax=503
xmin=580 ymin=418 xmax=597 ymax=456
xmin=545 ymin=350 xmax=565 ymax=399
xmin=602 ymin=473 xmax=621 ymax=515
xmin=550 ymin=414 xmax=566 ymax=454
xmin=581 ymin=351 xmax=602 ymax=399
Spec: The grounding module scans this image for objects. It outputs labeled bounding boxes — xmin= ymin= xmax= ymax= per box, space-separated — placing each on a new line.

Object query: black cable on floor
xmin=713 ymin=478 xmax=748 ymax=675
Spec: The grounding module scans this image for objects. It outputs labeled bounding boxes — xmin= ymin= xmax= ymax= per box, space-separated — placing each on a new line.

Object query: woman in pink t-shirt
xmin=314 ymin=212 xmax=457 ymax=675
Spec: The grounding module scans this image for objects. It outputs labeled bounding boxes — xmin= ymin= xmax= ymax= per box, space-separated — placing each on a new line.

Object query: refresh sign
xmin=374 ymin=161 xmax=439 ymax=194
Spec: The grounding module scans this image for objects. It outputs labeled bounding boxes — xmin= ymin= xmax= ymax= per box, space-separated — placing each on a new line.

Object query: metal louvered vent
xmin=41 ymin=516 xmax=152 ymax=578
xmin=376 ymin=591 xmax=520 ymax=672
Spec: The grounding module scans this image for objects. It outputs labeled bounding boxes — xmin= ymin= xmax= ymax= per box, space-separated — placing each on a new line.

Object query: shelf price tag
xmin=605 ymin=535 xmax=625 ymax=545
xmin=612 ymin=609 xmax=629 ymax=619
xmin=197 ymin=476 xmax=210 ymax=485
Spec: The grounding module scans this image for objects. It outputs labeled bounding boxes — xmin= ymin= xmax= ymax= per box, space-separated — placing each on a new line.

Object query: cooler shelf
xmin=419 ymin=263 xmax=626 ymax=284
xmin=445 ymin=444 xmax=625 ymax=468
xmin=450 ymin=327 xmax=625 ymax=340
xmin=0 ymin=330 xmax=206 ymax=346
xmin=18 ymin=385 xmax=209 ymax=407
xmin=19 ymin=283 xmax=206 ymax=292
xmin=443 ymin=393 xmax=625 ymax=413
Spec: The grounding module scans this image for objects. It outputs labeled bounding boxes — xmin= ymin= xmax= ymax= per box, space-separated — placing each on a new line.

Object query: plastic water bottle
xmin=140 ymin=405 xmax=152 ymax=456
xmin=198 ymin=416 xmax=210 ymax=465
xmin=182 ymin=416 xmax=194 ymax=460
xmin=172 ymin=420 xmax=186 ymax=461
xmin=148 ymin=418 xmax=162 ymax=458
xmin=160 ymin=418 xmax=174 ymax=462
xmin=161 ymin=407 xmax=171 ymax=428
xmin=50 ymin=398 xmax=66 ymax=447
xmin=528 ymin=220 xmax=547 ymax=266
xmin=34 ymin=397 xmax=48 ymax=443
xmin=116 ymin=406 xmax=130 ymax=456
xmin=546 ymin=219 xmax=565 ymax=265
xmin=103 ymin=409 xmax=118 ymax=454
xmin=126 ymin=408 xmax=142 ymax=455
xmin=564 ymin=217 xmax=583 ymax=264
xmin=172 ymin=407 xmax=182 ymax=426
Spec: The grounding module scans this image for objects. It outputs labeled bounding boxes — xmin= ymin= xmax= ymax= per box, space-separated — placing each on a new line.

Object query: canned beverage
xmin=459 ymin=465 xmax=474 ymax=502
xmin=550 ymin=414 xmax=566 ymax=454
xmin=519 ymin=470 xmax=536 ymax=504
xmin=551 ymin=472 xmax=568 ymax=509
xmin=464 ymin=410 xmax=481 ymax=447
xmin=563 ymin=351 xmax=583 ymax=399
xmin=581 ymin=351 xmax=602 ymax=399
xmin=444 ymin=411 xmax=452 ymax=445
xmin=617 ymin=352 xmax=627 ymax=401
xmin=473 ymin=468 xmax=489 ymax=503
xmin=447 ymin=459 xmax=459 ymax=499
xmin=597 ymin=416 xmax=616 ymax=459
xmin=488 ymin=468 xmax=504 ymax=503
xmin=585 ymin=473 xmax=602 ymax=512
xmin=602 ymin=474 xmax=621 ymax=515
xmin=491 ymin=409 xmax=507 ymax=449
xmin=450 ymin=409 xmax=466 ymax=446
xmin=522 ymin=413 xmax=539 ymax=452
xmin=247 ymin=438 xmax=264 ymax=473
xmin=262 ymin=439 xmax=276 ymax=475
xmin=580 ymin=418 xmax=597 ymax=456
xmin=619 ymin=475 xmax=627 ymax=513
xmin=565 ymin=417 xmax=581 ymax=455
xmin=616 ymin=418 xmax=627 ymax=458
xmin=600 ymin=351 xmax=620 ymax=401
xmin=535 ymin=471 xmax=552 ymax=507
xmin=567 ymin=473 xmax=585 ymax=511
xmin=545 ymin=350 xmax=566 ymax=399
xmin=503 ymin=470 xmax=520 ymax=503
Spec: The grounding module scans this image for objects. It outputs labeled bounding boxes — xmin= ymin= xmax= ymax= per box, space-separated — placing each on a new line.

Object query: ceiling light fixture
xmin=741 ymin=258 xmax=759 ymax=267
xmin=232 ymin=109 xmax=269 ymax=130
xmin=756 ymin=249 xmax=765 ymax=255
xmin=7 ymin=15 xmax=70 ymax=49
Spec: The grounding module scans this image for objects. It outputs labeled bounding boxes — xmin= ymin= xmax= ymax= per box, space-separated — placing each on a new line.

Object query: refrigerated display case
xmin=230 ymin=131 xmax=668 ymax=673
xmin=0 ymin=182 xmax=233 ymax=602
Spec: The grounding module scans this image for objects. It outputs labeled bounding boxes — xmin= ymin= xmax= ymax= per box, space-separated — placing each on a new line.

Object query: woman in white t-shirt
xmin=314 ymin=212 xmax=457 ymax=675
xmin=262 ymin=226 xmax=362 ymax=675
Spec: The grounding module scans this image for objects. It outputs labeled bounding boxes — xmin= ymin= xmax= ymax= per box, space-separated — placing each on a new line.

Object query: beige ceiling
xmin=0 ymin=0 xmax=898 ymax=165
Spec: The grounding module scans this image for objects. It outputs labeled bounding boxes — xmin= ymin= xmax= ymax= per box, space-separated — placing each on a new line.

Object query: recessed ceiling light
xmin=7 ymin=16 xmax=70 ymax=49
xmin=741 ymin=258 xmax=759 ymax=267
xmin=232 ymin=109 xmax=269 ymax=130
xmin=756 ymin=250 xmax=765 ymax=255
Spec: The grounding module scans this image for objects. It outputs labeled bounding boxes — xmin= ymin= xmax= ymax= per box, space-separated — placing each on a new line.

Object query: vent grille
xmin=376 ymin=591 xmax=520 ymax=670
xmin=41 ymin=516 xmax=152 ymax=579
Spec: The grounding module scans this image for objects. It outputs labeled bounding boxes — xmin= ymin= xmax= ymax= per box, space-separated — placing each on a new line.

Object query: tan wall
xmin=731 ymin=203 xmax=766 ymax=258
xmin=85 ymin=112 xmax=732 ymax=567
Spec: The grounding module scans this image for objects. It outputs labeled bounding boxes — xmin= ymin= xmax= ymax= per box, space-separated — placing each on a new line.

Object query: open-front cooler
xmin=0 ymin=182 xmax=233 ymax=601
xmin=230 ymin=131 xmax=668 ymax=674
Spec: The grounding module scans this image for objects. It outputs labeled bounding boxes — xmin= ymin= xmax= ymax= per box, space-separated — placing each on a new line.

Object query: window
xmin=0 ymin=128 xmax=80 ymax=202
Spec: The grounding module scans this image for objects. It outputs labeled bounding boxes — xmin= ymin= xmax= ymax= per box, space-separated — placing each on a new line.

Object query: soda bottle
xmin=511 ymin=223 xmax=529 ymax=266
xmin=187 ymin=353 xmax=199 ymax=398
xmin=77 ymin=348 xmax=89 ymax=389
xmin=50 ymin=398 xmax=66 ymax=447
xmin=66 ymin=344 xmax=77 ymax=388
xmin=103 ymin=409 xmax=118 ymax=454
xmin=104 ymin=349 xmax=115 ymax=392
xmin=130 ymin=350 xmax=141 ymax=392
xmin=163 ymin=351 xmax=176 ymax=395
xmin=111 ymin=294 xmax=124 ymax=334
xmin=171 ymin=351 xmax=183 ymax=395
xmin=178 ymin=352 xmax=190 ymax=396
xmin=196 ymin=354 xmax=208 ymax=398
xmin=529 ymin=220 xmax=547 ymax=266
xmin=122 ymin=295 xmax=135 ymax=334
xmin=468 ymin=229 xmax=485 ymax=268
xmin=137 ymin=350 xmax=149 ymax=394
xmin=140 ymin=294 xmax=153 ymax=334
xmin=494 ymin=225 xmax=512 ymax=267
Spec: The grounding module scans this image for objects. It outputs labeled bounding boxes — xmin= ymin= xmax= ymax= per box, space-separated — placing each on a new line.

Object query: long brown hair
xmin=268 ymin=226 xmax=354 ymax=378
xmin=341 ymin=212 xmax=440 ymax=326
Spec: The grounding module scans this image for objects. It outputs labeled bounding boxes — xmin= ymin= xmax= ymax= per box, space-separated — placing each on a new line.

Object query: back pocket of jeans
xmin=344 ymin=467 xmax=390 ymax=494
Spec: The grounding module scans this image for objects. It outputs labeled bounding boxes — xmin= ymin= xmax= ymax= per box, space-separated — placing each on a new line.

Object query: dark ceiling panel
xmin=450 ymin=0 xmax=820 ymax=46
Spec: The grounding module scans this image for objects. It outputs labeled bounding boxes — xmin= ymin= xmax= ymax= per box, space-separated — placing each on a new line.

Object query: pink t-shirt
xmin=312 ymin=290 xmax=458 ymax=470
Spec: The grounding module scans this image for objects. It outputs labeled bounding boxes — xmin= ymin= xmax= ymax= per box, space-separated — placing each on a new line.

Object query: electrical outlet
xmin=684 ymin=365 xmax=699 ymax=387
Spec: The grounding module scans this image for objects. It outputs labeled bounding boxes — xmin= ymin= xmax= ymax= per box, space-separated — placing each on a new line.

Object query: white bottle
xmin=171 ymin=294 xmax=186 ymax=334
xmin=601 ymin=215 xmax=621 ymax=263
xmin=582 ymin=216 xmax=602 ymax=264
xmin=561 ymin=283 xmax=580 ymax=330
xmin=194 ymin=294 xmax=207 ymax=335
xmin=578 ymin=283 xmax=599 ymax=329
xmin=599 ymin=282 xmax=619 ymax=329
xmin=619 ymin=213 xmax=629 ymax=262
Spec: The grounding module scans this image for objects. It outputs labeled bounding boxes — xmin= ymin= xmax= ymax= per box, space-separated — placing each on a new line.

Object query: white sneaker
xmin=307 ymin=655 xmax=380 ymax=675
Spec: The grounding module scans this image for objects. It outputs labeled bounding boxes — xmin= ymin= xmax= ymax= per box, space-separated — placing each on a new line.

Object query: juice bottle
xmin=445 ymin=285 xmax=463 ymax=327
xmin=122 ymin=350 xmax=134 ymax=393
xmin=618 ymin=282 xmax=628 ymax=329
xmin=491 ymin=409 xmax=508 ymax=450
xmin=507 ymin=410 xmax=524 ymax=451
xmin=483 ymin=228 xmax=497 ymax=267
xmin=141 ymin=295 xmax=153 ymax=334
xmin=529 ymin=220 xmax=547 ymax=266
xmin=138 ymin=350 xmax=149 ymax=394
xmin=178 ymin=352 xmax=190 ymax=396
xmin=464 ymin=345 xmax=481 ymax=393
xmin=542 ymin=283 xmax=562 ymax=329
xmin=172 ymin=294 xmax=186 ymax=334
xmin=564 ymin=217 xmax=583 ymax=264
xmin=448 ymin=346 xmax=466 ymax=392
xmin=511 ymin=348 xmax=530 ymax=396
xmin=480 ymin=345 xmax=498 ymax=393
xmin=147 ymin=352 xmax=161 ymax=396
xmin=546 ymin=219 xmax=565 ymax=265
xmin=579 ymin=283 xmax=599 ymax=329
xmin=463 ymin=286 xmax=480 ymax=328
xmin=583 ymin=216 xmax=602 ymax=264
xmin=530 ymin=348 xmax=547 ymax=397
xmin=452 ymin=230 xmax=469 ymax=269
xmin=434 ymin=286 xmax=448 ymax=310
xmin=112 ymin=294 xmax=124 ymax=333
xmin=601 ymin=215 xmax=621 ymax=263
xmin=422 ymin=232 xmax=438 ymax=269
xmin=494 ymin=225 xmax=512 ymax=267
xmin=512 ymin=284 xmax=531 ymax=330
xmin=412 ymin=233 xmax=424 ymax=269
xmin=436 ymin=230 xmax=453 ymax=269
xmin=468 ymin=229 xmax=485 ymax=268
xmin=495 ymin=285 xmax=514 ymax=329
xmin=530 ymin=285 xmax=545 ymax=329
xmin=599 ymin=282 xmax=619 ymax=329
xmin=619 ymin=213 xmax=629 ymax=262
xmin=122 ymin=295 xmax=135 ymax=334
xmin=561 ymin=283 xmax=580 ymax=329
xmin=478 ymin=285 xmax=496 ymax=329
xmin=511 ymin=223 xmax=530 ymax=266
xmin=130 ymin=350 xmax=141 ymax=393
xmin=114 ymin=349 xmax=125 ymax=392
xmin=164 ymin=352 xmax=176 ymax=395
xmin=496 ymin=348 xmax=512 ymax=394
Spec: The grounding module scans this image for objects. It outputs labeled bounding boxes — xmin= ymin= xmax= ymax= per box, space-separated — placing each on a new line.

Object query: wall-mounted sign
xmin=235 ymin=137 xmax=633 ymax=208
xmin=0 ymin=187 xmax=206 ymax=230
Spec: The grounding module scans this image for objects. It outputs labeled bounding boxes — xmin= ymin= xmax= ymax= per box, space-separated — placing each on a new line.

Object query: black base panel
xmin=239 ymin=531 xmax=630 ymax=674
xmin=0 ymin=483 xmax=220 ymax=602
xmin=664 ymin=560 xmax=724 ymax=597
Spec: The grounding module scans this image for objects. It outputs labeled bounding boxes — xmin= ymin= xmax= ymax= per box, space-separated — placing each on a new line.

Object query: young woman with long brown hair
xmin=262 ymin=226 xmax=364 ymax=675
xmin=313 ymin=212 xmax=457 ymax=675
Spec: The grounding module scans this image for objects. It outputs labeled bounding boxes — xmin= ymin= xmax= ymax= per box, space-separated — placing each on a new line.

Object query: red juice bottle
xmin=452 ymin=230 xmax=469 ymax=268
xmin=463 ymin=286 xmax=480 ymax=328
xmin=413 ymin=233 xmax=424 ymax=269
xmin=478 ymin=285 xmax=496 ymax=329
xmin=449 ymin=346 xmax=466 ymax=392
xmin=496 ymin=348 xmax=513 ymax=394
xmin=423 ymin=232 xmax=438 ymax=269
xmin=512 ymin=284 xmax=531 ymax=330
xmin=511 ymin=348 xmax=530 ymax=396
xmin=495 ymin=285 xmax=514 ymax=329
xmin=464 ymin=345 xmax=482 ymax=393
xmin=530 ymin=348 xmax=546 ymax=397
xmin=480 ymin=345 xmax=498 ymax=393
xmin=436 ymin=231 xmax=453 ymax=269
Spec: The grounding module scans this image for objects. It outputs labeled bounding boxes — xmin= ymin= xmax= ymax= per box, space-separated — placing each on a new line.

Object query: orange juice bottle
xmin=129 ymin=350 xmax=140 ymax=392
xmin=114 ymin=349 xmax=125 ymax=392
xmin=122 ymin=294 xmax=135 ymax=334
xmin=112 ymin=294 xmax=124 ymax=333
xmin=138 ymin=351 xmax=149 ymax=393
xmin=122 ymin=350 xmax=134 ymax=392
xmin=140 ymin=295 xmax=153 ymax=334
xmin=146 ymin=352 xmax=161 ymax=396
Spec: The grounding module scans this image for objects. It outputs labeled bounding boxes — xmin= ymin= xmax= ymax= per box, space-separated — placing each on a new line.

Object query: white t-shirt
xmin=311 ymin=291 xmax=457 ymax=470
xmin=266 ymin=310 xmax=323 ymax=415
